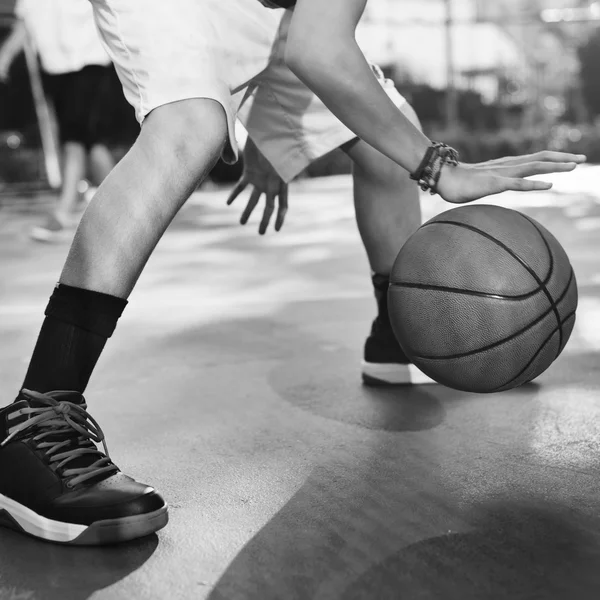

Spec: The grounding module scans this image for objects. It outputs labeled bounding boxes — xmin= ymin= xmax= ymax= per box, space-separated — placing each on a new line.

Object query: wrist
xmin=410 ymin=142 xmax=460 ymax=195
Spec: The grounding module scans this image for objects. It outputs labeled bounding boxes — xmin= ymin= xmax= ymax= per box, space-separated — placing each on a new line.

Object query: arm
xmin=0 ymin=21 xmax=27 ymax=80
xmin=285 ymin=0 xmax=585 ymax=203
xmin=286 ymin=0 xmax=429 ymax=174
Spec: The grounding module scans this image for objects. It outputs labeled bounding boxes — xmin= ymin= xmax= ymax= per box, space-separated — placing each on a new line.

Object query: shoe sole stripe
xmin=361 ymin=361 xmax=438 ymax=385
xmin=0 ymin=493 xmax=86 ymax=542
xmin=0 ymin=493 xmax=168 ymax=545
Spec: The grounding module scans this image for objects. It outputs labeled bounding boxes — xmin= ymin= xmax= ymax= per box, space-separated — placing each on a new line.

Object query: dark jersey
xmin=259 ymin=0 xmax=296 ymax=8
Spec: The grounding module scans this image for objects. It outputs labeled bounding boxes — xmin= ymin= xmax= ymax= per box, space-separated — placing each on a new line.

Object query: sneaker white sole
xmin=0 ymin=492 xmax=168 ymax=545
xmin=361 ymin=360 xmax=438 ymax=386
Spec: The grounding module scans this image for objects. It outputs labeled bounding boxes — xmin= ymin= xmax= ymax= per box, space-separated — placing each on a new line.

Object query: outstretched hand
xmin=437 ymin=151 xmax=586 ymax=204
xmin=226 ymin=138 xmax=288 ymax=235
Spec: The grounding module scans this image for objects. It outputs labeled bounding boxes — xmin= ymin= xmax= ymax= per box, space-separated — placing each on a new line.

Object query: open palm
xmin=437 ymin=151 xmax=586 ymax=204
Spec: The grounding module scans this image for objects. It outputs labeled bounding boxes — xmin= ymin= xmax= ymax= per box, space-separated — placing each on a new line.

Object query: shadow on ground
xmin=208 ymin=499 xmax=600 ymax=600
xmin=0 ymin=531 xmax=158 ymax=600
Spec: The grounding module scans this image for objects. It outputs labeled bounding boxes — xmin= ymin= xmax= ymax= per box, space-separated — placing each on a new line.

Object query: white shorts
xmin=90 ymin=0 xmax=408 ymax=182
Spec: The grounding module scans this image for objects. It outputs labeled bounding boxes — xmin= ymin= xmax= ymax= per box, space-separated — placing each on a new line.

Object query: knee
xmin=143 ymin=98 xmax=228 ymax=172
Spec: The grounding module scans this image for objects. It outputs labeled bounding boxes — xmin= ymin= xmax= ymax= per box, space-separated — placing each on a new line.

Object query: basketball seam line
xmin=408 ymin=267 xmax=574 ymax=361
xmin=490 ymin=308 xmax=576 ymax=392
xmin=389 ymin=281 xmax=550 ymax=301
xmin=418 ymin=219 xmax=554 ymax=284
xmin=518 ymin=213 xmax=565 ymax=358
xmin=390 ymin=220 xmax=554 ymax=300
xmin=419 ymin=218 xmax=563 ymax=354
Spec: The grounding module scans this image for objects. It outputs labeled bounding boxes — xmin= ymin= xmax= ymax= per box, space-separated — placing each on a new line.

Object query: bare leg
xmin=344 ymin=104 xmax=435 ymax=385
xmin=344 ymin=103 xmax=423 ymax=275
xmin=60 ymin=98 xmax=227 ymax=298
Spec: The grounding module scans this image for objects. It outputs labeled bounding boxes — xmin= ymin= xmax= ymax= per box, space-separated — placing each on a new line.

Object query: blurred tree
xmin=577 ymin=27 xmax=600 ymax=118
xmin=396 ymin=81 xmax=507 ymax=131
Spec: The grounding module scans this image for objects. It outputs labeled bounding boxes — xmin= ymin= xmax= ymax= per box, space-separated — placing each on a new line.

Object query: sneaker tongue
xmin=39 ymin=391 xmax=86 ymax=407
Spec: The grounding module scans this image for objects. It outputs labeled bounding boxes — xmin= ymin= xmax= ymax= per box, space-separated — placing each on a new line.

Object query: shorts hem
xmin=262 ymin=129 xmax=358 ymax=183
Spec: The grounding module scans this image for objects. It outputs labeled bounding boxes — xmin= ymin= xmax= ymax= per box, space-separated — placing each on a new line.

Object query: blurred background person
xmin=0 ymin=0 xmax=115 ymax=242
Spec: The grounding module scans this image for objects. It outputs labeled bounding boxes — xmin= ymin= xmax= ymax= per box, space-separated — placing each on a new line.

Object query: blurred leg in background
xmin=31 ymin=65 xmax=116 ymax=242
xmin=89 ymin=142 xmax=116 ymax=189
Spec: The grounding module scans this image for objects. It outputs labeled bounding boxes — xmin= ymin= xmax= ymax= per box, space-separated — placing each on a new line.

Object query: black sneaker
xmin=361 ymin=273 xmax=436 ymax=386
xmin=361 ymin=316 xmax=436 ymax=386
xmin=0 ymin=389 xmax=168 ymax=545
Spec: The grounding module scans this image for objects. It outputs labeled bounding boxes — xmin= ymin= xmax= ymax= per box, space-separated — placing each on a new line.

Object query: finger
xmin=240 ymin=188 xmax=262 ymax=225
xmin=475 ymin=152 xmax=586 ymax=169
xmin=491 ymin=161 xmax=577 ymax=178
xmin=259 ymin=193 xmax=276 ymax=235
xmin=275 ymin=183 xmax=288 ymax=232
xmin=529 ymin=150 xmax=587 ymax=164
xmin=504 ymin=178 xmax=553 ymax=192
xmin=226 ymin=180 xmax=248 ymax=205
xmin=472 ymin=154 xmax=542 ymax=168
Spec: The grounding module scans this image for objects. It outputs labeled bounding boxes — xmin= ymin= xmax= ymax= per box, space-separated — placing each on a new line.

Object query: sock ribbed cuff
xmin=372 ymin=273 xmax=390 ymax=293
xmin=372 ymin=273 xmax=390 ymax=324
xmin=45 ymin=284 xmax=128 ymax=338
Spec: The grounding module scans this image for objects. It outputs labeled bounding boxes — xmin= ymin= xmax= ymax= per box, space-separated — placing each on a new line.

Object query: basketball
xmin=388 ymin=205 xmax=578 ymax=393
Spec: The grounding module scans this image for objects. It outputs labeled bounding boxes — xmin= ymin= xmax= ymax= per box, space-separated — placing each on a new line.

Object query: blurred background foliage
xmin=2 ymin=0 xmax=600 ymax=187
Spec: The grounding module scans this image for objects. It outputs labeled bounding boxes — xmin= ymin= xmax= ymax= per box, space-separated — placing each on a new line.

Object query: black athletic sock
xmin=372 ymin=273 xmax=390 ymax=326
xmin=21 ymin=284 xmax=127 ymax=394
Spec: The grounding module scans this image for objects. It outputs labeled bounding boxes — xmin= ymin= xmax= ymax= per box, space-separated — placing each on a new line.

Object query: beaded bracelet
xmin=410 ymin=142 xmax=460 ymax=195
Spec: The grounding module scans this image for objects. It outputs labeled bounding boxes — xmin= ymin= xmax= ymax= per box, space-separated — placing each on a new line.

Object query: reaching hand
xmin=226 ymin=138 xmax=289 ymax=235
xmin=436 ymin=151 xmax=587 ymax=204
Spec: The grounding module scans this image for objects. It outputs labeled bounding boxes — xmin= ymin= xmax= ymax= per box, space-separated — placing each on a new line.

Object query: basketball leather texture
xmin=389 ymin=205 xmax=578 ymax=393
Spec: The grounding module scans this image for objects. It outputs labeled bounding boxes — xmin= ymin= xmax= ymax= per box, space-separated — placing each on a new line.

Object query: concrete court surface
xmin=0 ymin=167 xmax=600 ymax=600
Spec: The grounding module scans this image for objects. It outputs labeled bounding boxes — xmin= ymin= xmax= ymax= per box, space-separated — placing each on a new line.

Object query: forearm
xmin=287 ymin=39 xmax=431 ymax=174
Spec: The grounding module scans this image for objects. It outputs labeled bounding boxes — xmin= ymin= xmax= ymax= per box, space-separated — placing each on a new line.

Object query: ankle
xmin=371 ymin=272 xmax=391 ymax=326
xmin=372 ymin=272 xmax=390 ymax=292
